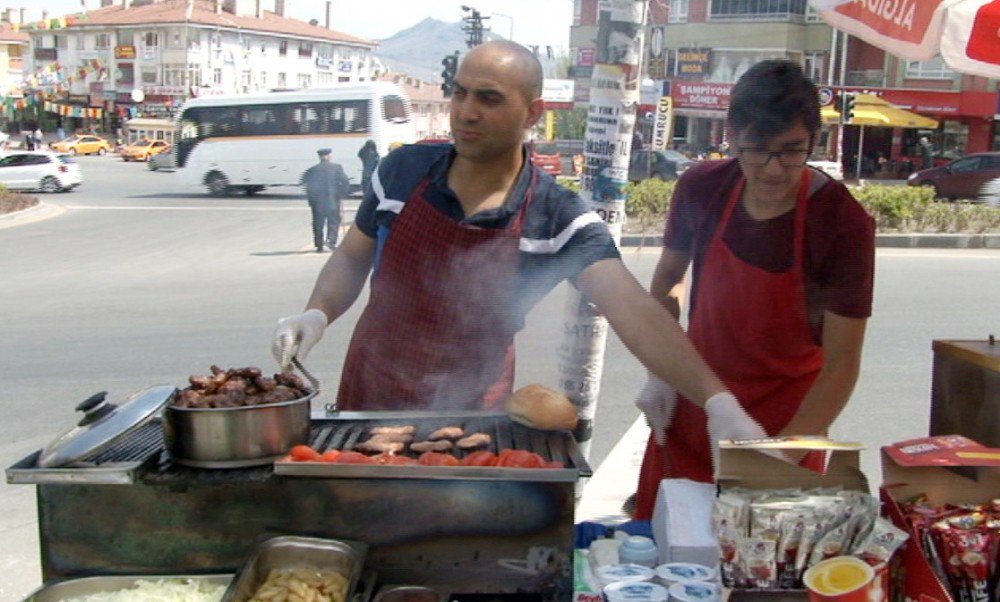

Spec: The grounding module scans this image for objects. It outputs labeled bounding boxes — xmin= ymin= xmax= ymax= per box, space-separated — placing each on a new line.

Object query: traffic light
xmin=842 ymin=92 xmax=856 ymax=124
xmin=441 ymin=52 xmax=459 ymax=97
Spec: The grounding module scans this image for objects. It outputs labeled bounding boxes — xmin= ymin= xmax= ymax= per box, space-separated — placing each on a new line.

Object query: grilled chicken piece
xmin=370 ymin=425 xmax=416 ymax=436
xmin=362 ymin=432 xmax=413 ymax=444
xmin=356 ymin=440 xmax=406 ymax=454
xmin=428 ymin=426 xmax=464 ymax=440
xmin=456 ymin=432 xmax=492 ymax=449
xmin=410 ymin=440 xmax=454 ymax=453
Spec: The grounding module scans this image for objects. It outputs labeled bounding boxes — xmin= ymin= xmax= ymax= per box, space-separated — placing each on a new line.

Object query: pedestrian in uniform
xmin=357 ymin=139 xmax=379 ymax=198
xmin=630 ymin=59 xmax=875 ymax=519
xmin=301 ymin=148 xmax=350 ymax=252
xmin=271 ymin=41 xmax=766 ymax=462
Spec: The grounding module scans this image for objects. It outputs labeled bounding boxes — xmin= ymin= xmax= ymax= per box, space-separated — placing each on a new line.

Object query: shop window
xmin=297 ymin=73 xmax=312 ymax=88
xmin=277 ymin=72 xmax=287 ymax=88
xmin=905 ymin=57 xmax=954 ymax=80
xmin=317 ymin=72 xmax=334 ymax=86
xmin=709 ymin=0 xmax=807 ymax=21
xmin=259 ymin=71 xmax=267 ymax=90
xmin=141 ymin=68 xmax=158 ymax=84
xmin=669 ymin=0 xmax=689 ymax=23
xmin=213 ymin=68 xmax=222 ymax=85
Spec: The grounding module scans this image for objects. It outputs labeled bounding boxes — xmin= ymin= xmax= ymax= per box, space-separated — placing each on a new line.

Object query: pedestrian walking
xmin=300 ymin=148 xmax=350 ymax=252
xmin=32 ymin=127 xmax=43 ymax=150
xmin=357 ymin=140 xmax=380 ymax=198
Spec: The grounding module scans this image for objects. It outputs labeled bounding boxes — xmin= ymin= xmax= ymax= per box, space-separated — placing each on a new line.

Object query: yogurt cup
xmin=595 ymin=563 xmax=656 ymax=587
xmin=604 ymin=580 xmax=669 ymax=602
xmin=667 ymin=581 xmax=720 ymax=602
xmin=655 ymin=562 xmax=717 ymax=586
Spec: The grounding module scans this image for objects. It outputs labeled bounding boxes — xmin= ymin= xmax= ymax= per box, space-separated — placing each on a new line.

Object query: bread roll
xmin=505 ymin=384 xmax=579 ymax=431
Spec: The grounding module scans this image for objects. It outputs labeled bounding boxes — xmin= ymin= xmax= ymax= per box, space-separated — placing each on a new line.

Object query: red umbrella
xmin=809 ymin=0 xmax=1000 ymax=79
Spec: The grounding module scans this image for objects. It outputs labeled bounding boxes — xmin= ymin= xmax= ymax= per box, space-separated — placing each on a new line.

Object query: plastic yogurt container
xmin=604 ymin=580 xmax=670 ymax=602
xmin=655 ymin=562 xmax=717 ymax=586
xmin=595 ymin=563 xmax=656 ymax=587
xmin=667 ymin=581 xmax=720 ymax=602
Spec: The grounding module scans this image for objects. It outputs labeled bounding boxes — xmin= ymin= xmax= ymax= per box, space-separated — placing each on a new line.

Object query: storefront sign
xmin=337 ymin=60 xmax=353 ymax=73
xmin=676 ymin=48 xmax=711 ymax=78
xmin=543 ymin=79 xmax=575 ymax=104
xmin=880 ymin=88 xmax=997 ymax=118
xmin=671 ymin=81 xmax=733 ymax=110
xmin=577 ymin=47 xmax=595 ymax=67
xmin=315 ymin=56 xmax=333 ymax=69
xmin=651 ymin=96 xmax=673 ymax=150
xmin=115 ymin=45 xmax=136 ymax=59
xmin=142 ymin=85 xmax=186 ymax=96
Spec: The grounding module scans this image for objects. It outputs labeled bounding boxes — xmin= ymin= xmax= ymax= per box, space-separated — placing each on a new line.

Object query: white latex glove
xmin=704 ymin=392 xmax=769 ymax=479
xmin=634 ymin=374 xmax=677 ymax=447
xmin=271 ymin=308 xmax=329 ymax=370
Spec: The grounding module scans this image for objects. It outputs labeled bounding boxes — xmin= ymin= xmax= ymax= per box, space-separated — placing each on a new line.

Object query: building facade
xmin=20 ymin=0 xmax=380 ymax=133
xmin=0 ymin=11 xmax=31 ymax=134
xmin=568 ymin=0 xmax=998 ymax=174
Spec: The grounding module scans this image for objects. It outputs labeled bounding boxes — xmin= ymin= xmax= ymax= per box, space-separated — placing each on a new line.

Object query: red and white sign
xmin=670 ymin=82 xmax=733 ymax=110
xmin=810 ymin=0 xmax=1000 ymax=80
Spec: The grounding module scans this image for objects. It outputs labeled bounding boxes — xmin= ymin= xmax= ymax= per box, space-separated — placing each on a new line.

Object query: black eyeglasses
xmin=738 ymin=148 xmax=810 ymax=167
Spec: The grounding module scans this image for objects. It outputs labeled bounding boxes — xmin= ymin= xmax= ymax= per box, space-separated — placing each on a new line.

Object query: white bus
xmin=174 ymin=83 xmax=416 ymax=196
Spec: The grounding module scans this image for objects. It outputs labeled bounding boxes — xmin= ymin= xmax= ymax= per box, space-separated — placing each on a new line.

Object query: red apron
xmin=336 ymin=174 xmax=534 ymax=411
xmin=634 ymin=170 xmax=825 ymax=519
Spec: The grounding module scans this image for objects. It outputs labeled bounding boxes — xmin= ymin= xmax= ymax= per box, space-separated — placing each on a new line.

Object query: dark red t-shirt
xmin=663 ymin=159 xmax=875 ymax=344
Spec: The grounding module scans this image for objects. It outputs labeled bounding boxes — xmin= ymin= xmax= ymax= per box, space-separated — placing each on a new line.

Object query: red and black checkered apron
xmin=336 ymin=175 xmax=534 ymax=411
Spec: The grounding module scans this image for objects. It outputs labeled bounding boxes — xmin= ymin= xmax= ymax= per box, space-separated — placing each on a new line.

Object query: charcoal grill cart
xmin=8 ymin=404 xmax=591 ymax=600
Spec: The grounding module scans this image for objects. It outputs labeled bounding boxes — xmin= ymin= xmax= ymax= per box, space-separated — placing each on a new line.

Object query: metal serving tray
xmin=20 ymin=573 xmax=233 ymax=601
xmin=275 ymin=411 xmax=591 ymax=482
xmin=222 ymin=536 xmax=367 ymax=602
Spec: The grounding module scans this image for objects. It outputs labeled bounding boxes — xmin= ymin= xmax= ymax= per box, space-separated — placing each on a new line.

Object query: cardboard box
xmin=880 ymin=435 xmax=1000 ymax=602
xmin=651 ymin=477 xmax=719 ymax=567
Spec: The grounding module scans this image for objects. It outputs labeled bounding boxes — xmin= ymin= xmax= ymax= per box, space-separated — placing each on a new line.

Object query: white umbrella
xmin=808 ymin=0 xmax=1000 ymax=79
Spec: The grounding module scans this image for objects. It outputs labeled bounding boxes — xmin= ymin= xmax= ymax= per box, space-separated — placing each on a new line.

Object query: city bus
xmin=173 ymin=83 xmax=416 ymax=196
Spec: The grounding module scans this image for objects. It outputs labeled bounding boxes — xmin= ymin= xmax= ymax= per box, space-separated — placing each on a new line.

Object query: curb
xmin=621 ymin=232 xmax=1000 ymax=249
xmin=0 ymin=202 xmax=66 ymax=230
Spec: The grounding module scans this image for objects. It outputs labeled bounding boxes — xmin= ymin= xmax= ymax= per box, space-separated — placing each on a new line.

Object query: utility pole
xmin=461 ymin=5 xmax=489 ymax=48
xmin=559 ymin=0 xmax=647 ymax=460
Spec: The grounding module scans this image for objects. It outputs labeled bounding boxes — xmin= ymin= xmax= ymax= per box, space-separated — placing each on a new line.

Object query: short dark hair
xmin=727 ymin=59 xmax=820 ymax=144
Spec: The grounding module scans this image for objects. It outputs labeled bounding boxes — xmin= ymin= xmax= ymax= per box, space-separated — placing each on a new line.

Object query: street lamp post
xmin=491 ymin=12 xmax=514 ymax=40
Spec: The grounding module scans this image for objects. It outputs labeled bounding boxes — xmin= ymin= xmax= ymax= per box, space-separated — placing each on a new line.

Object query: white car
xmin=808 ymin=158 xmax=844 ymax=181
xmin=0 ymin=151 xmax=82 ymax=192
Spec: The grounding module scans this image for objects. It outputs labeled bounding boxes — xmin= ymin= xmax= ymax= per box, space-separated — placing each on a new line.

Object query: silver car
xmin=147 ymin=150 xmax=175 ymax=171
xmin=0 ymin=151 xmax=82 ymax=192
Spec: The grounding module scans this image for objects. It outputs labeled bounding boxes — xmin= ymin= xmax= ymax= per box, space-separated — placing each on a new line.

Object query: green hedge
xmin=557 ymin=177 xmax=1000 ymax=234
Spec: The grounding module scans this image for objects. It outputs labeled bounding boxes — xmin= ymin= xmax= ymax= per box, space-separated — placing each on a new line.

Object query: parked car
xmin=147 ymin=150 xmax=176 ymax=171
xmin=121 ymin=138 xmax=171 ymax=162
xmin=49 ymin=135 xmax=112 ymax=156
xmin=628 ymin=149 xmax=694 ymax=182
xmin=0 ymin=151 xmax=82 ymax=192
xmin=907 ymin=152 xmax=1000 ymax=200
xmin=530 ymin=141 xmax=562 ymax=176
xmin=807 ymin=156 xmax=844 ymax=181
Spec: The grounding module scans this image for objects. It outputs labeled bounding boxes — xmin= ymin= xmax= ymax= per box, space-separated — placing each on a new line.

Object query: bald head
xmin=460 ymin=41 xmax=543 ymax=102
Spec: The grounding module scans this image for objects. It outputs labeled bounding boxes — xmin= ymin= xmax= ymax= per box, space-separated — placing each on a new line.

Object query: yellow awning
xmin=820 ymin=93 xmax=938 ymax=129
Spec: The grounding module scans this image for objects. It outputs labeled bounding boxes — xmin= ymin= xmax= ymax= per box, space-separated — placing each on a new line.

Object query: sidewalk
xmin=575 ymin=417 xmax=649 ymax=525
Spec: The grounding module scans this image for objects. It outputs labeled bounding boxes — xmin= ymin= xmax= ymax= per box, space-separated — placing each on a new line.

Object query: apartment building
xmin=0 ymin=17 xmax=29 ymax=117
xmin=21 ymin=0 xmax=379 ymax=130
xmin=569 ymin=0 xmax=998 ymax=171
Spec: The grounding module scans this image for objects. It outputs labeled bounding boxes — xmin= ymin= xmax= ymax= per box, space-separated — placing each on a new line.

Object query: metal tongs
xmin=290 ymin=356 xmax=331 ymax=413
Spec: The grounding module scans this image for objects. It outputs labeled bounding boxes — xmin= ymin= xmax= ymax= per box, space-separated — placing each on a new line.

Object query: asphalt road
xmin=0 ymin=155 xmax=998 ymax=599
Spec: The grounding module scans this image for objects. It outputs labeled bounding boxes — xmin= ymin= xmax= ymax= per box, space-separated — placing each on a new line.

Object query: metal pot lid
xmin=37 ymin=385 xmax=177 ymax=468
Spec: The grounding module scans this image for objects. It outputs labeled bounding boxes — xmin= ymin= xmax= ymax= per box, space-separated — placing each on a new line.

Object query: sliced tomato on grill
xmin=371 ymin=453 xmax=418 ymax=465
xmin=417 ymin=451 xmax=461 ymax=466
xmin=460 ymin=451 xmax=498 ymax=467
xmin=319 ymin=450 xmax=342 ymax=463
xmin=289 ymin=444 xmax=321 ymax=462
xmin=495 ymin=449 xmax=545 ymax=468
xmin=335 ymin=450 xmax=376 ymax=464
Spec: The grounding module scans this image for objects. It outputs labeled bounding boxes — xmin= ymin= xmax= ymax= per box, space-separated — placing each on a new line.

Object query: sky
xmin=0 ymin=0 xmax=575 ymax=48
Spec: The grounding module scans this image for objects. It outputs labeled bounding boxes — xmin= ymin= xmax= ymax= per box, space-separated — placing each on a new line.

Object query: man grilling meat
xmin=271 ymin=42 xmax=767 ymax=459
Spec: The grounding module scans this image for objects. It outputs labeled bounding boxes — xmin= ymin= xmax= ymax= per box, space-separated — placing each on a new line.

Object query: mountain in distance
xmin=373 ymin=17 xmax=501 ymax=83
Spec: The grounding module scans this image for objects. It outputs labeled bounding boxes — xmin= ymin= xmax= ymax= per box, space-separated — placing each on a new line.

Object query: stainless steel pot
xmin=163 ymin=392 xmax=314 ymax=468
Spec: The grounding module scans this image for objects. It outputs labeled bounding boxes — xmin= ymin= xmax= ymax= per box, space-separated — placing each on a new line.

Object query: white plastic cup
xmin=619 ymin=535 xmax=659 ymax=568
xmin=655 ymin=562 xmax=717 ymax=586
xmin=667 ymin=581 xmax=720 ymax=602
xmin=604 ymin=580 xmax=670 ymax=602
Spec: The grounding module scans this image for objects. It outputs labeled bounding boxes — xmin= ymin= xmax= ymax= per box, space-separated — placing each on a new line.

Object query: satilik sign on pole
xmin=559 ymin=0 xmax=646 ymax=461
xmin=651 ymin=95 xmax=673 ymax=151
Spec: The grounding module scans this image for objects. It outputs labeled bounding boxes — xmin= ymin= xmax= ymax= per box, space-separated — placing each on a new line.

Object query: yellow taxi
xmin=120 ymin=138 xmax=171 ymax=162
xmin=49 ymin=135 xmax=112 ymax=156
